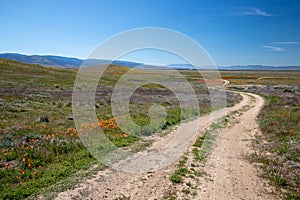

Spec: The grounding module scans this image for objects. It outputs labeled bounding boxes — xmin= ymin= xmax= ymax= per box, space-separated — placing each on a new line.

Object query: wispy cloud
xmin=239 ymin=7 xmax=272 ymax=17
xmin=262 ymin=45 xmax=285 ymax=52
xmin=273 ymin=41 xmax=299 ymax=45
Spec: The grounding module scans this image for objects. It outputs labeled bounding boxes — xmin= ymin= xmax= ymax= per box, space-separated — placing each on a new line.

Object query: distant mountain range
xmin=0 ymin=53 xmax=142 ymax=68
xmin=218 ymin=65 xmax=300 ymax=71
xmin=0 ymin=53 xmax=299 ymax=71
xmin=168 ymin=63 xmax=300 ymax=71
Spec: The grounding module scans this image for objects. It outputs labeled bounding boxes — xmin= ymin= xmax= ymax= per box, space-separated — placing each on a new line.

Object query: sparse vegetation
xmin=192 ymin=118 xmax=228 ymax=162
xmin=168 ymin=117 xmax=229 ymax=198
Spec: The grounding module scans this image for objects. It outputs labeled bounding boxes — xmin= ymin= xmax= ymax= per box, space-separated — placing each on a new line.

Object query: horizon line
xmin=0 ymin=52 xmax=300 ymax=67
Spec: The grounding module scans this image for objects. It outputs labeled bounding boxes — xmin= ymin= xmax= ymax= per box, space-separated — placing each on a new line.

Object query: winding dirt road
xmin=55 ymin=91 xmax=277 ymax=200
xmin=195 ymin=92 xmax=276 ymax=200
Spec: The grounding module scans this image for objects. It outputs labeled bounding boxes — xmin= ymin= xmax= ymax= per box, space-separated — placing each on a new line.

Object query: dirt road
xmin=55 ymin=91 xmax=276 ymax=200
xmin=195 ymin=92 xmax=276 ymax=200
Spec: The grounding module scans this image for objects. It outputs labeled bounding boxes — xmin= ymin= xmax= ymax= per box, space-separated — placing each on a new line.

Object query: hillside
xmin=0 ymin=58 xmax=76 ymax=89
xmin=0 ymin=53 xmax=142 ymax=69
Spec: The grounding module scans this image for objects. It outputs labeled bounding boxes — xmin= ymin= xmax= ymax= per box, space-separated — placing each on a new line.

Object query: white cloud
xmin=273 ymin=41 xmax=299 ymax=45
xmin=262 ymin=45 xmax=285 ymax=52
xmin=240 ymin=7 xmax=272 ymax=16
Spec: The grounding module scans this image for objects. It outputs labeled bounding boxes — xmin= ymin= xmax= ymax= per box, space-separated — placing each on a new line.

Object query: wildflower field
xmin=0 ymin=59 xmax=241 ymax=199
xmin=2 ymin=58 xmax=298 ymax=199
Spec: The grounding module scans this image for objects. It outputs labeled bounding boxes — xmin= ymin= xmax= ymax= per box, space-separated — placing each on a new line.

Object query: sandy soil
xmin=55 ymin=91 xmax=277 ymax=200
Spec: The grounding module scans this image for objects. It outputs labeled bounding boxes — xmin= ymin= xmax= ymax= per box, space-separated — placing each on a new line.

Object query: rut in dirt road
xmin=55 ymin=92 xmax=277 ymax=200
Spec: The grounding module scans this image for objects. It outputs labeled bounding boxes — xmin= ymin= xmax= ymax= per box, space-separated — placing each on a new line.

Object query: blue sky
xmin=0 ymin=0 xmax=300 ymax=66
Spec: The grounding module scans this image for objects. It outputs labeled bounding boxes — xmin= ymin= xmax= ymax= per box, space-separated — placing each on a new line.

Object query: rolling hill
xmin=0 ymin=53 xmax=142 ymax=68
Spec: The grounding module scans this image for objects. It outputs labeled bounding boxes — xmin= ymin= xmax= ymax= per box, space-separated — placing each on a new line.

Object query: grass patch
xmin=169 ymin=167 xmax=190 ymax=184
xmin=192 ymin=118 xmax=228 ymax=162
xmin=169 ymin=117 xmax=228 ymax=187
